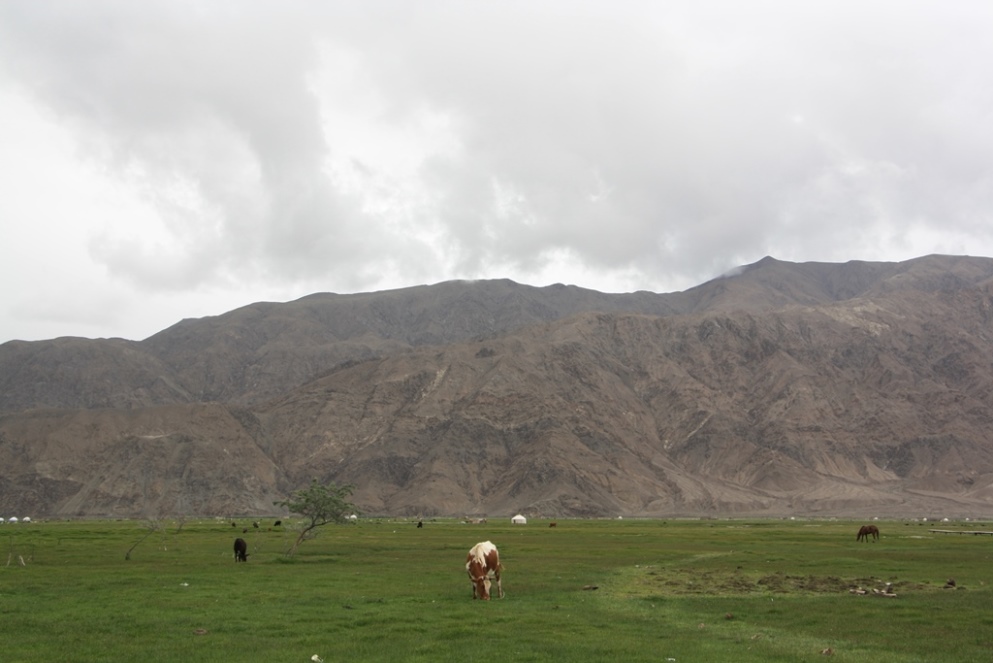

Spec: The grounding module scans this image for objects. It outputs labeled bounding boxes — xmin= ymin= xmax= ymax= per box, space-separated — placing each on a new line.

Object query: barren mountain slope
xmin=0 ymin=280 xmax=675 ymax=412
xmin=2 ymin=254 xmax=993 ymax=518
xmin=138 ymin=280 xmax=678 ymax=405
xmin=0 ymin=337 xmax=190 ymax=412
xmin=259 ymin=276 xmax=993 ymax=517
xmin=0 ymin=404 xmax=284 ymax=517
xmin=13 ymin=254 xmax=989 ymax=414
xmin=678 ymin=254 xmax=993 ymax=313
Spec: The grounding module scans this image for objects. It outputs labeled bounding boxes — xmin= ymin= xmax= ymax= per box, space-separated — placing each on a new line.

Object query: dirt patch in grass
xmin=637 ymin=568 xmax=929 ymax=596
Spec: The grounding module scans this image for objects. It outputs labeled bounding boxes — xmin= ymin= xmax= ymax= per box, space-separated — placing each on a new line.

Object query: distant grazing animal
xmin=274 ymin=520 xmax=282 ymax=527
xmin=234 ymin=538 xmax=249 ymax=562
xmin=549 ymin=522 xmax=557 ymax=528
xmin=466 ymin=541 xmax=503 ymax=600
xmin=253 ymin=521 xmax=260 ymax=529
xmin=417 ymin=520 xmax=423 ymax=528
xmin=856 ymin=525 xmax=879 ymax=542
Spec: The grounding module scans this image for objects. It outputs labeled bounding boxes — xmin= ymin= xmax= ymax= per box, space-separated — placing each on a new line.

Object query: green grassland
xmin=2 ymin=517 xmax=991 ymax=662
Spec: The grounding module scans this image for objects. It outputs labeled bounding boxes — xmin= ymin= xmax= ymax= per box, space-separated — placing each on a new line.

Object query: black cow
xmin=234 ymin=537 xmax=249 ymax=562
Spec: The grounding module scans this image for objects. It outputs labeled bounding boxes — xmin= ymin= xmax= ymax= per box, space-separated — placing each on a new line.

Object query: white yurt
xmin=511 ymin=514 xmax=527 ymax=525
xmin=22 ymin=517 xmax=31 ymax=523
xmin=8 ymin=517 xmax=18 ymax=524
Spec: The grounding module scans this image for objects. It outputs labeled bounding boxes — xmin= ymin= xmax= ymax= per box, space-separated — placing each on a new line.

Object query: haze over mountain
xmin=2 ymin=254 xmax=993 ymax=519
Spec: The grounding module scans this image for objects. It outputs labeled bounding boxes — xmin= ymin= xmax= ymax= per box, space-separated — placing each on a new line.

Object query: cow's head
xmin=472 ymin=574 xmax=491 ymax=600
xmin=468 ymin=562 xmax=491 ymax=600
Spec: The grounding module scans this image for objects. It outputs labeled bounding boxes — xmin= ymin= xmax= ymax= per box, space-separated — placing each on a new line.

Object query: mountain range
xmin=2 ymin=254 xmax=993 ymax=519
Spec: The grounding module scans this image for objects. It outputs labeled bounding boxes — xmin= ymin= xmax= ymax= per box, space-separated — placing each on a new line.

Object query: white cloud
xmin=1 ymin=1 xmax=992 ymax=341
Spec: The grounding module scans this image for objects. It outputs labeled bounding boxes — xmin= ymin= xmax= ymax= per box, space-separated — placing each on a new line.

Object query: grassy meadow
xmin=1 ymin=517 xmax=991 ymax=662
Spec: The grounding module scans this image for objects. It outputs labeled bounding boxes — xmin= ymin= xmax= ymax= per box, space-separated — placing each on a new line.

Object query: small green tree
xmin=274 ymin=479 xmax=357 ymax=555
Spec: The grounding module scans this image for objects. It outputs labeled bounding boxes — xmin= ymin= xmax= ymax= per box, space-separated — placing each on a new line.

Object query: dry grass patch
xmin=626 ymin=566 xmax=933 ymax=597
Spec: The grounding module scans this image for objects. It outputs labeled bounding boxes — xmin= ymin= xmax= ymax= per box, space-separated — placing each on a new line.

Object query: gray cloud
xmin=1 ymin=1 xmax=992 ymax=340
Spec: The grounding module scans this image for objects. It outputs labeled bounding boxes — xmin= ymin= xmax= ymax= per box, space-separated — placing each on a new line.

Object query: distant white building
xmin=8 ymin=517 xmax=18 ymax=524
xmin=511 ymin=514 xmax=527 ymax=525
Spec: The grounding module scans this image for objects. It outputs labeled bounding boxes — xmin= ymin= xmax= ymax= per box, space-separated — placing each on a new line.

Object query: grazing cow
xmin=549 ymin=522 xmax=557 ymax=528
xmin=417 ymin=520 xmax=424 ymax=528
xmin=274 ymin=520 xmax=282 ymax=527
xmin=253 ymin=521 xmax=260 ymax=529
xmin=234 ymin=538 xmax=249 ymax=562
xmin=856 ymin=524 xmax=880 ymax=542
xmin=466 ymin=541 xmax=503 ymax=600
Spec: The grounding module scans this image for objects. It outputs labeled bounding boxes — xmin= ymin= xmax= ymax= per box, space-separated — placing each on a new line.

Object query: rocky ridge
xmin=2 ymin=254 xmax=992 ymax=518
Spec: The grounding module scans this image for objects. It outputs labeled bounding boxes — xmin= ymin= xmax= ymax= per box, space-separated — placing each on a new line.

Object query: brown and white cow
xmin=466 ymin=540 xmax=503 ymax=600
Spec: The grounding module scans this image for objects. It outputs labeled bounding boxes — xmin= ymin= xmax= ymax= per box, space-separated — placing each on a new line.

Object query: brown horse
xmin=856 ymin=524 xmax=879 ymax=542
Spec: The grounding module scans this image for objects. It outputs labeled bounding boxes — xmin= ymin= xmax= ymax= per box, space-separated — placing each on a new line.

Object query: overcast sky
xmin=2 ymin=1 xmax=992 ymax=342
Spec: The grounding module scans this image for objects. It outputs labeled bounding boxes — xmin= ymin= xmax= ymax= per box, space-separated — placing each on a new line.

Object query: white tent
xmin=511 ymin=514 xmax=527 ymax=525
